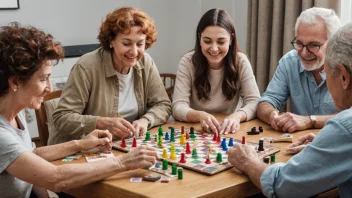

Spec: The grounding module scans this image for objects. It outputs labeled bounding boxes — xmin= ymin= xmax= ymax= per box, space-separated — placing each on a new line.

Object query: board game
xmin=112 ymin=126 xmax=280 ymax=175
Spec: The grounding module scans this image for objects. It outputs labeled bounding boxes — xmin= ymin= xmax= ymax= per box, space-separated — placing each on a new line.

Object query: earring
xmin=110 ymin=44 xmax=112 ymax=48
xmin=13 ymin=88 xmax=17 ymax=92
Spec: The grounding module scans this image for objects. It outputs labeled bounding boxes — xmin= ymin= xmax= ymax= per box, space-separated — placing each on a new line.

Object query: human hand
xmin=285 ymin=133 xmax=315 ymax=154
xmin=199 ymin=111 xmax=221 ymax=134
xmin=269 ymin=110 xmax=280 ymax=131
xmin=117 ymin=146 xmax=158 ymax=171
xmin=97 ymin=117 xmax=135 ymax=138
xmin=226 ymin=144 xmax=260 ymax=174
xmin=219 ymin=114 xmax=240 ymax=134
xmin=132 ymin=118 xmax=149 ymax=137
xmin=80 ymin=129 xmax=112 ymax=153
xmin=274 ymin=112 xmax=312 ymax=133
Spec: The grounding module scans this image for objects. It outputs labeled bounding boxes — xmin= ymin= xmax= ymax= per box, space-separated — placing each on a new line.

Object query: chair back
xmin=35 ymin=89 xmax=62 ymax=146
xmin=159 ymin=73 xmax=176 ymax=101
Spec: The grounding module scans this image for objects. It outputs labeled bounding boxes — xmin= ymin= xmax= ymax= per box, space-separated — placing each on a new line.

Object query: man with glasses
xmin=257 ymin=7 xmax=341 ymax=133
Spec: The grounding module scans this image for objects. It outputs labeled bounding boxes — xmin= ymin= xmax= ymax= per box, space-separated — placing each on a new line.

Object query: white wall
xmin=0 ymin=0 xmax=248 ymax=138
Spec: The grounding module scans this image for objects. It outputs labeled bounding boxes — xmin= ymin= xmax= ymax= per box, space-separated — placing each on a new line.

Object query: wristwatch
xmin=310 ymin=115 xmax=317 ymax=128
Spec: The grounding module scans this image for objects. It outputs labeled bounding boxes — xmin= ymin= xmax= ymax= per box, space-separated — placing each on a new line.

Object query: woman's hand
xmin=219 ymin=114 xmax=241 ymax=134
xmin=80 ymin=129 xmax=112 ymax=153
xmin=199 ymin=111 xmax=221 ymax=134
xmin=132 ymin=118 xmax=149 ymax=137
xmin=117 ymin=146 xmax=158 ymax=170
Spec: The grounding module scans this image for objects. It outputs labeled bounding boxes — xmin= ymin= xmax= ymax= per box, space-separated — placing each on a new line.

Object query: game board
xmin=112 ymin=127 xmax=280 ymax=175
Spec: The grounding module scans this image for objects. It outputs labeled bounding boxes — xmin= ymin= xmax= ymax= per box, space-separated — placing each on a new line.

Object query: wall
xmin=0 ymin=0 xmax=248 ymax=138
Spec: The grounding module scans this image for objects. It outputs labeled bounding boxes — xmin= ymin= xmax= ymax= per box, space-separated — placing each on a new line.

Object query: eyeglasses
xmin=291 ymin=37 xmax=325 ymax=53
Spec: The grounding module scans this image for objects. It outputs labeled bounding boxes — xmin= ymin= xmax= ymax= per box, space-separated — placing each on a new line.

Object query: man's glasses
xmin=291 ymin=37 xmax=325 ymax=53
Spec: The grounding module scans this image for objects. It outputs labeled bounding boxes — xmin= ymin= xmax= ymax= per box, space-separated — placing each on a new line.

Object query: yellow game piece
xmin=170 ymin=149 xmax=177 ymax=160
xmin=180 ymin=134 xmax=186 ymax=145
xmin=170 ymin=143 xmax=175 ymax=151
xmin=162 ymin=149 xmax=168 ymax=158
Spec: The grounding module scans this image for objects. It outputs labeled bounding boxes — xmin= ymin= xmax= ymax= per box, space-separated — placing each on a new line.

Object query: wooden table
xmin=52 ymin=116 xmax=320 ymax=198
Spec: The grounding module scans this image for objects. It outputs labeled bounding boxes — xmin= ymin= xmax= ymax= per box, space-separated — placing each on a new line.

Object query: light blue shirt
xmin=259 ymin=50 xmax=338 ymax=115
xmin=261 ymin=107 xmax=352 ymax=198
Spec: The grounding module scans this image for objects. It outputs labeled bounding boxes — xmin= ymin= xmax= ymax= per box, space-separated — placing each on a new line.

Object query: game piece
xmin=179 ymin=134 xmax=186 ymax=145
xmin=158 ymin=126 xmax=163 ymax=137
xmin=186 ymin=132 xmax=190 ymax=139
xmin=143 ymin=174 xmax=161 ymax=182
xmin=171 ymin=164 xmax=177 ymax=175
xmin=121 ymin=138 xmax=126 ymax=148
xmin=185 ymin=142 xmax=191 ymax=154
xmin=161 ymin=177 xmax=170 ymax=183
xmin=216 ymin=152 xmax=222 ymax=163
xmin=205 ymin=155 xmax=211 ymax=164
xmin=181 ymin=126 xmax=185 ymax=134
xmin=145 ymin=131 xmax=151 ymax=141
xmin=228 ymin=138 xmax=234 ymax=147
xmin=221 ymin=138 xmax=227 ymax=148
xmin=170 ymin=132 xmax=175 ymax=142
xmin=162 ymin=149 xmax=168 ymax=159
xmin=192 ymin=148 xmax=198 ymax=159
xmin=270 ymin=154 xmax=276 ymax=163
xmin=190 ymin=131 xmax=196 ymax=139
xmin=212 ymin=132 xmax=217 ymax=141
xmin=155 ymin=162 xmax=161 ymax=168
xmin=170 ymin=149 xmax=177 ymax=160
xmin=259 ymin=126 xmax=264 ymax=132
xmin=247 ymin=127 xmax=261 ymax=135
xmin=162 ymin=159 xmax=168 ymax=170
xmin=155 ymin=134 xmax=158 ymax=141
xmin=222 ymin=143 xmax=228 ymax=151
xmin=242 ymin=136 xmax=246 ymax=144
xmin=165 ymin=132 xmax=170 ymax=140
xmin=157 ymin=136 xmax=163 ymax=148
xmin=258 ymin=140 xmax=264 ymax=151
xmin=179 ymin=153 xmax=186 ymax=163
xmin=178 ymin=168 xmax=183 ymax=179
xmin=263 ymin=156 xmax=270 ymax=164
xmin=216 ymin=133 xmax=221 ymax=144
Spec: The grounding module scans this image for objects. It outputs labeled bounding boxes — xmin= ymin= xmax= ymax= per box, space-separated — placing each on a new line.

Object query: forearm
xmin=244 ymin=159 xmax=268 ymax=189
xmin=186 ymin=109 xmax=203 ymax=122
xmin=257 ymin=102 xmax=277 ymax=124
xmin=142 ymin=101 xmax=171 ymax=128
xmin=229 ymin=111 xmax=247 ymax=122
xmin=315 ymin=114 xmax=336 ymax=129
xmin=34 ymin=140 xmax=81 ymax=161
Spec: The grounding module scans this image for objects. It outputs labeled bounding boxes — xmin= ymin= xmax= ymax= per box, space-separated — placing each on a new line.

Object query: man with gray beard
xmin=257 ymin=7 xmax=341 ymax=133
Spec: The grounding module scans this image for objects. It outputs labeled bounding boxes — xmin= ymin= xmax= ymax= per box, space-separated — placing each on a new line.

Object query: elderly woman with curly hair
xmin=0 ymin=23 xmax=158 ymax=198
xmin=50 ymin=7 xmax=171 ymax=144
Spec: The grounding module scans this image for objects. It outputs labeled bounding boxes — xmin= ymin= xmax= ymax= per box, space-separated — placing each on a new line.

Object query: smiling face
xmin=17 ymin=60 xmax=53 ymax=110
xmin=296 ymin=19 xmax=328 ymax=71
xmin=110 ymin=26 xmax=146 ymax=74
xmin=200 ymin=25 xmax=233 ymax=70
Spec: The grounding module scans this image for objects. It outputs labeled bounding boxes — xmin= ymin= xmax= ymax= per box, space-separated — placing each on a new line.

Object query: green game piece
xmin=145 ymin=131 xmax=151 ymax=141
xmin=216 ymin=152 xmax=222 ymax=162
xmin=158 ymin=135 xmax=163 ymax=147
xmin=155 ymin=134 xmax=158 ymax=141
xmin=170 ymin=130 xmax=175 ymax=142
xmin=171 ymin=164 xmax=177 ymax=175
xmin=162 ymin=159 xmax=168 ymax=170
xmin=158 ymin=126 xmax=163 ymax=137
xmin=270 ymin=154 xmax=276 ymax=162
xmin=177 ymin=168 xmax=183 ymax=179
xmin=190 ymin=132 xmax=196 ymax=139
xmin=192 ymin=148 xmax=198 ymax=159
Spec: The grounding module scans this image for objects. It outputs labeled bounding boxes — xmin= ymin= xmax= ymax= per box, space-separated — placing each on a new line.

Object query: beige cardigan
xmin=172 ymin=51 xmax=260 ymax=121
xmin=50 ymin=48 xmax=171 ymax=144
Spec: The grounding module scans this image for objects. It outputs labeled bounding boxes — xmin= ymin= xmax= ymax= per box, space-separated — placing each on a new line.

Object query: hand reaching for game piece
xmin=285 ymin=133 xmax=316 ymax=154
xmin=219 ymin=115 xmax=241 ymax=134
xmin=199 ymin=111 xmax=221 ymax=134
xmin=227 ymin=144 xmax=260 ymax=174
xmin=96 ymin=117 xmax=135 ymax=138
xmin=132 ymin=118 xmax=149 ymax=137
xmin=79 ymin=129 xmax=113 ymax=153
xmin=117 ymin=146 xmax=158 ymax=171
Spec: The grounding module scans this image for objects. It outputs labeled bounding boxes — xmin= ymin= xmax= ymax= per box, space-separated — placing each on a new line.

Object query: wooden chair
xmin=34 ymin=90 xmax=62 ymax=147
xmin=160 ymin=73 xmax=176 ymax=101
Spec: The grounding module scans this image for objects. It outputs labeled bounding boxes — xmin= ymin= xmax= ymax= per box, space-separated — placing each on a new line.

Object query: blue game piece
xmin=165 ymin=132 xmax=170 ymax=140
xmin=222 ymin=143 xmax=228 ymax=151
xmin=221 ymin=138 xmax=226 ymax=147
xmin=228 ymin=138 xmax=234 ymax=147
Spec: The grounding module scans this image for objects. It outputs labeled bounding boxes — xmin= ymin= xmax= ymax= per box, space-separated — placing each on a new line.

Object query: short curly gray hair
xmin=326 ymin=23 xmax=352 ymax=76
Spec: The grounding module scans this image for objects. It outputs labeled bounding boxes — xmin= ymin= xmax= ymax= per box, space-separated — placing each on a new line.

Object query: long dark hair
xmin=192 ymin=9 xmax=240 ymax=101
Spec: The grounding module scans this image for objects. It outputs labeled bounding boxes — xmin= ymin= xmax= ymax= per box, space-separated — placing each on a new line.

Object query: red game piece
xmin=205 ymin=156 xmax=211 ymax=164
xmin=186 ymin=132 xmax=190 ymax=139
xmin=181 ymin=126 xmax=185 ymax=134
xmin=185 ymin=142 xmax=191 ymax=154
xmin=120 ymin=138 xmax=126 ymax=148
xmin=132 ymin=137 xmax=137 ymax=147
xmin=216 ymin=133 xmax=221 ymax=144
xmin=179 ymin=153 xmax=186 ymax=163
xmin=242 ymin=136 xmax=246 ymax=144
xmin=212 ymin=133 xmax=217 ymax=141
